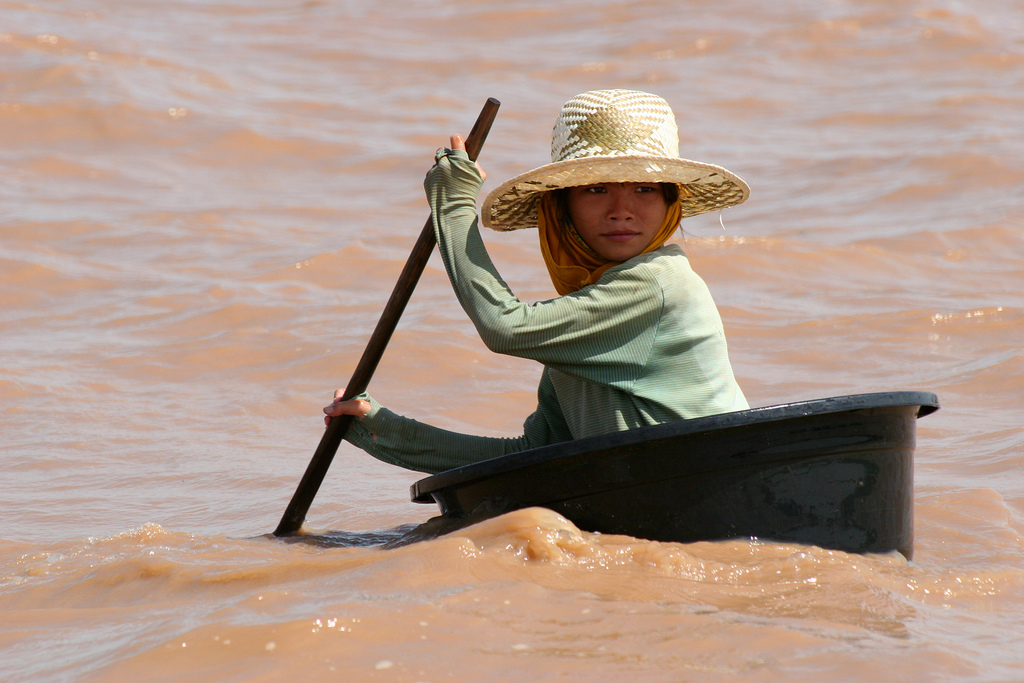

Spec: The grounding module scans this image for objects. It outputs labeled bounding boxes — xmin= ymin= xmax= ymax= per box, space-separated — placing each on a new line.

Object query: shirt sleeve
xmin=343 ymin=370 xmax=573 ymax=473
xmin=425 ymin=149 xmax=665 ymax=391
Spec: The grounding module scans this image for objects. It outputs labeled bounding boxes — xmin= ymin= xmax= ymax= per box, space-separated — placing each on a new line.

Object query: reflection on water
xmin=275 ymin=525 xmax=419 ymax=549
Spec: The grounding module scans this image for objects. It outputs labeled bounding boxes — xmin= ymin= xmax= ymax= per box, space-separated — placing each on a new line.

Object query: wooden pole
xmin=273 ymin=98 xmax=500 ymax=536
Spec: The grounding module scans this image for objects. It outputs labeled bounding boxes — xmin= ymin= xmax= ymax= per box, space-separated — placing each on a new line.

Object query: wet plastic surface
xmin=412 ymin=391 xmax=940 ymax=557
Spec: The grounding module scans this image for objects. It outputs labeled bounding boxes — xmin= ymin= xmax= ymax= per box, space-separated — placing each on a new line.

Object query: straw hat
xmin=481 ymin=89 xmax=750 ymax=231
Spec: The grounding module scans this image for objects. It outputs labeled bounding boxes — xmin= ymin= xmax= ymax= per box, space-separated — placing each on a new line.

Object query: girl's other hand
xmin=323 ymin=390 xmax=371 ymax=426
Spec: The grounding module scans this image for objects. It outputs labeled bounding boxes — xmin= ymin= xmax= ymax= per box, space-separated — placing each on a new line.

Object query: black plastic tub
xmin=411 ymin=391 xmax=939 ymax=558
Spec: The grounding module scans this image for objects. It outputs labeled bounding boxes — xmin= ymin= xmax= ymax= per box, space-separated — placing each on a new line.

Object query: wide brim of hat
xmin=481 ymin=155 xmax=750 ymax=231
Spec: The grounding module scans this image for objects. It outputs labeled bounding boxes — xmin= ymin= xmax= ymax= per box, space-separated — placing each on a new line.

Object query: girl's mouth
xmin=602 ymin=231 xmax=640 ymax=242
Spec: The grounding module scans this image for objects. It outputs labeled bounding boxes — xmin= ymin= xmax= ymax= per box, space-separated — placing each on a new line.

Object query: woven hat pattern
xmin=552 ymin=90 xmax=679 ymax=161
xmin=482 ymin=89 xmax=749 ymax=231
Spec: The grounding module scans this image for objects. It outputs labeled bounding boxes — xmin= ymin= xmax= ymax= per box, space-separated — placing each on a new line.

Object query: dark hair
xmin=662 ymin=183 xmax=680 ymax=204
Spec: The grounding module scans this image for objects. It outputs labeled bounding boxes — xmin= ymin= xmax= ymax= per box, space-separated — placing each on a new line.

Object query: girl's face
xmin=566 ymin=182 xmax=670 ymax=262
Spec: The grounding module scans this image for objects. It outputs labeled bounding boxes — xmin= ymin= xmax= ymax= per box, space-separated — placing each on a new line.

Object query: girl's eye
xmin=584 ymin=185 xmax=606 ymax=194
xmin=636 ymin=185 xmax=657 ymax=193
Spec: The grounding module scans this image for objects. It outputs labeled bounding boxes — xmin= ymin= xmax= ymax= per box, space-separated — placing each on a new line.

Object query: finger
xmin=324 ymin=399 xmax=345 ymax=416
xmin=450 ymin=134 xmax=466 ymax=151
xmin=323 ymin=398 xmax=370 ymax=417
xmin=324 ymin=401 xmax=348 ymax=416
xmin=333 ymin=388 xmax=344 ymax=400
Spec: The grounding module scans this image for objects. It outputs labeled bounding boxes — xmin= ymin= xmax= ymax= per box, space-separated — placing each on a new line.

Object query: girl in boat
xmin=324 ymin=89 xmax=749 ymax=474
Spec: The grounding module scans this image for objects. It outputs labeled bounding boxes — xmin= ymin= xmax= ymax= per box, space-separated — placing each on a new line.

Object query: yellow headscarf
xmin=537 ymin=191 xmax=683 ymax=295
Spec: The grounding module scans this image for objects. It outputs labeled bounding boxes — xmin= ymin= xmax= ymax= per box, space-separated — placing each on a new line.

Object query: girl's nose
xmin=607 ymin=186 xmax=635 ymax=220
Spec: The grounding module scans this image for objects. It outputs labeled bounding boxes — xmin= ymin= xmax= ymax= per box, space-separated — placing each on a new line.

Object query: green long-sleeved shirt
xmin=344 ymin=149 xmax=747 ymax=473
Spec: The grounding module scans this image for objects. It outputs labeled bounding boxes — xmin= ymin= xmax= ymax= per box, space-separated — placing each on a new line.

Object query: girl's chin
xmin=596 ymin=247 xmax=646 ymax=261
xmin=591 ymin=235 xmax=653 ymax=261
